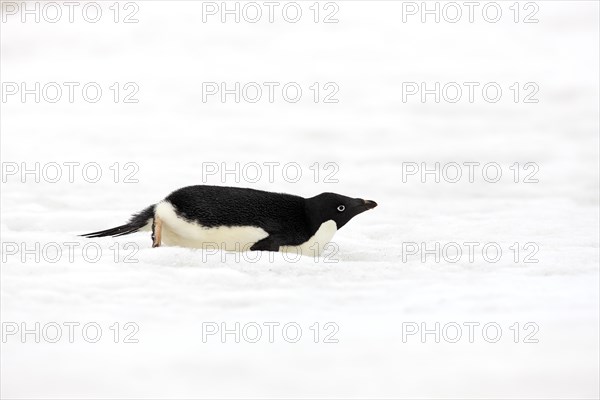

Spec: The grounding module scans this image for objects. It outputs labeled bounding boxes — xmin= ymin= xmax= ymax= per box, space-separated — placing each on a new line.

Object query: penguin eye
xmin=337 ymin=205 xmax=346 ymax=212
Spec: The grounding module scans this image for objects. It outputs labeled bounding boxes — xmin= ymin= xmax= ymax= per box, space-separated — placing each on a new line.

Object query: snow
xmin=1 ymin=1 xmax=599 ymax=398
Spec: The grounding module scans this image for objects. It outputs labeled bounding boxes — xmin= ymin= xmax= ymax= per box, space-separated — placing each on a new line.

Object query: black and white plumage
xmin=82 ymin=185 xmax=377 ymax=255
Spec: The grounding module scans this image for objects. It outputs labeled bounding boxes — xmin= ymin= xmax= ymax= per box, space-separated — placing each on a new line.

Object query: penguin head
xmin=308 ymin=193 xmax=377 ymax=229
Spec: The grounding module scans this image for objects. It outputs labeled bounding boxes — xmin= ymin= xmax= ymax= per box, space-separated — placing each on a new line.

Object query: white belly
xmin=155 ymin=201 xmax=269 ymax=251
xmin=155 ymin=201 xmax=337 ymax=256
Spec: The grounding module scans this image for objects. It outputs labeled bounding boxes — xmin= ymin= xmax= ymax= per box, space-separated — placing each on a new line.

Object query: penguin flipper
xmin=250 ymin=236 xmax=280 ymax=252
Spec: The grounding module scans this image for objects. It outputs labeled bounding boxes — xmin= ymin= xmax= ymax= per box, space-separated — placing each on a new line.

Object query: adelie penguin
xmin=82 ymin=185 xmax=377 ymax=255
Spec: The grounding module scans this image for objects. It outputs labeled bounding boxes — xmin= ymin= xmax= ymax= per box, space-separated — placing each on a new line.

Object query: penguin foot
xmin=152 ymin=216 xmax=162 ymax=248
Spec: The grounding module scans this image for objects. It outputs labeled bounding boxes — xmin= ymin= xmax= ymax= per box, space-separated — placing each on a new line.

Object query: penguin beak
xmin=362 ymin=199 xmax=378 ymax=210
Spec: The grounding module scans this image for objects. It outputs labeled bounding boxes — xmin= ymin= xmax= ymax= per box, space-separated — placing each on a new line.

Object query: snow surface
xmin=1 ymin=1 xmax=599 ymax=398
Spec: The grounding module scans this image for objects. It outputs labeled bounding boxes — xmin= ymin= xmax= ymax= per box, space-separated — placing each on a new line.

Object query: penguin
xmin=82 ymin=185 xmax=377 ymax=255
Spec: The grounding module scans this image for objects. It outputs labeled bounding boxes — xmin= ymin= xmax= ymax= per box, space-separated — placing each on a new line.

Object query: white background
xmin=1 ymin=1 xmax=599 ymax=398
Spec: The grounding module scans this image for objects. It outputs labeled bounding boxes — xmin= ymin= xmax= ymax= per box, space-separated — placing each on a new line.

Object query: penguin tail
xmin=80 ymin=205 xmax=156 ymax=238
